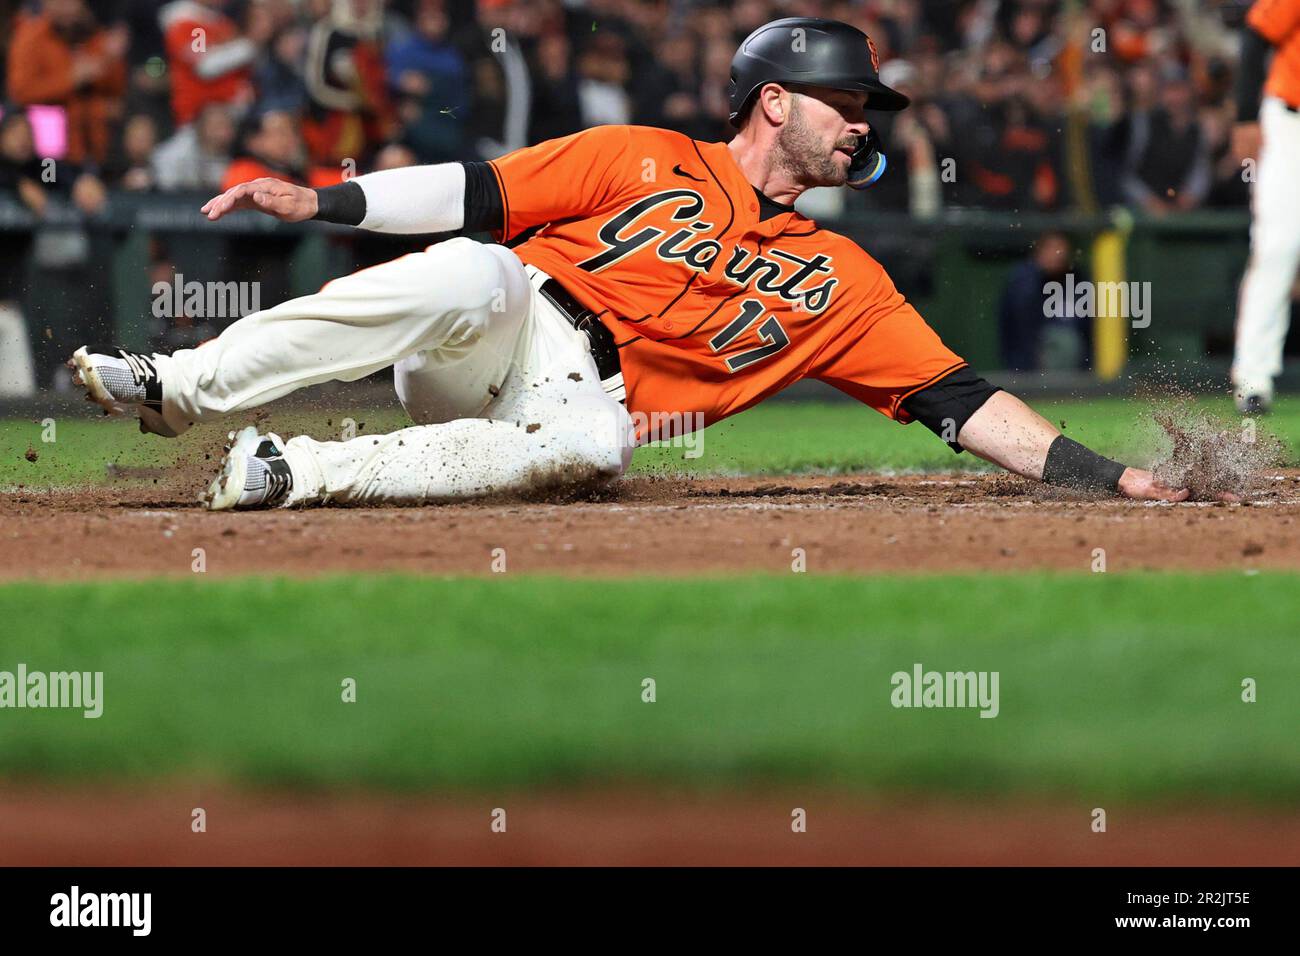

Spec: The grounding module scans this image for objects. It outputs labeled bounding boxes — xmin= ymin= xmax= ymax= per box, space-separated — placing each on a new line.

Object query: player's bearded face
xmin=774 ymin=93 xmax=861 ymax=188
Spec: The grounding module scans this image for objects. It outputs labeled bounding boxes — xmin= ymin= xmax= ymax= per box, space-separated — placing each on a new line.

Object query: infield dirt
xmin=2 ymin=471 xmax=1299 ymax=580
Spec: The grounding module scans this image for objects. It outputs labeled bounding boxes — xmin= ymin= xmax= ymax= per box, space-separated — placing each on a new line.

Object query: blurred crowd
xmin=0 ymin=0 xmax=1260 ymax=217
xmin=0 ymin=0 xmax=1265 ymax=391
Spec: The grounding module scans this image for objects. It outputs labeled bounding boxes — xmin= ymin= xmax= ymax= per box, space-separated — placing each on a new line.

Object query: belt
xmin=538 ymin=277 xmax=626 ymax=403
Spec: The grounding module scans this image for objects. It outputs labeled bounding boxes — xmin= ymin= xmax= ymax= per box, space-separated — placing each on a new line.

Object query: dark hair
xmin=235 ymin=109 xmax=294 ymax=150
xmin=234 ymin=111 xmax=268 ymax=150
xmin=0 ymin=105 xmax=33 ymax=135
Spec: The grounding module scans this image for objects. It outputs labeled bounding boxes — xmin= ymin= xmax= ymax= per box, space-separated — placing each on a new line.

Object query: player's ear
xmin=758 ymin=83 xmax=787 ymax=125
xmin=774 ymin=86 xmax=794 ymax=121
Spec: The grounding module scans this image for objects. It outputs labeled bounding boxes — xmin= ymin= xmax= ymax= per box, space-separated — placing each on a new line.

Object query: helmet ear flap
xmin=847 ymin=127 xmax=888 ymax=190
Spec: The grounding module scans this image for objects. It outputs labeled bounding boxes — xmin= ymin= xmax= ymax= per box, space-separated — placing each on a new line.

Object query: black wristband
xmin=1041 ymin=435 xmax=1127 ymax=493
xmin=312 ymin=180 xmax=366 ymax=226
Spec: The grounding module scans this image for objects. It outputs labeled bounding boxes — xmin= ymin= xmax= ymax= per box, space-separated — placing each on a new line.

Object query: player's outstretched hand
xmin=1117 ymin=467 xmax=1239 ymax=503
xmin=1117 ymin=467 xmax=1188 ymax=502
xmin=201 ymin=178 xmax=318 ymax=222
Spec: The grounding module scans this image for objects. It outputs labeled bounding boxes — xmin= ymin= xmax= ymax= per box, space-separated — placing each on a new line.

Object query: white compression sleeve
xmin=354 ymin=163 xmax=467 ymax=234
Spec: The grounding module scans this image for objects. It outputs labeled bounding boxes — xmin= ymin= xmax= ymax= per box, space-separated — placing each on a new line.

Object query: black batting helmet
xmin=727 ymin=17 xmax=909 ymax=127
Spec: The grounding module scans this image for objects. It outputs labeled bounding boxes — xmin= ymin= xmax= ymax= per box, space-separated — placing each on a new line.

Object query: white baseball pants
xmin=1232 ymin=96 xmax=1300 ymax=400
xmin=153 ymin=237 xmax=634 ymax=504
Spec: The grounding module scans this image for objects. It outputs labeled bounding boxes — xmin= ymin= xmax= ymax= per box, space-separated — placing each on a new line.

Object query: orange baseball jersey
xmin=1249 ymin=0 xmax=1300 ymax=105
xmin=487 ymin=125 xmax=965 ymax=431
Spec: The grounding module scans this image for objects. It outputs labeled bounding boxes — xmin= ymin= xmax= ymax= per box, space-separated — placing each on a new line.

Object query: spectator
xmin=6 ymin=0 xmax=128 ymax=167
xmin=385 ymin=0 xmax=469 ymax=162
xmin=1202 ymin=99 xmax=1250 ymax=209
xmin=861 ymin=58 xmax=943 ymax=218
xmin=948 ymin=44 xmax=1061 ymax=211
xmin=999 ymin=231 xmax=1091 ymax=372
xmin=633 ymin=33 xmax=713 ymax=141
xmin=159 ymin=0 xmax=261 ymax=127
xmin=730 ymin=0 xmax=775 ymax=43
xmin=0 ymin=0 xmax=1270 ymax=225
xmin=1081 ymin=60 xmax=1129 ymax=208
xmin=697 ymin=36 xmax=735 ymax=133
xmin=102 ymin=112 xmax=158 ymax=190
xmin=0 ymin=110 xmax=50 ymax=395
xmin=146 ymin=257 xmax=218 ymax=353
xmin=153 ymin=100 xmax=236 ymax=191
xmin=0 ymin=0 xmax=20 ymax=84
xmin=689 ymin=3 xmax=733 ymax=48
xmin=574 ymin=32 xmax=631 ymax=128
xmin=528 ymin=31 xmax=582 ymax=143
xmin=0 ymin=0 xmax=1280 ymax=400
xmin=222 ymin=108 xmax=338 ymax=190
xmin=118 ymin=0 xmax=171 ymax=124
xmin=220 ymin=109 xmax=334 ymax=312
xmin=0 ymin=110 xmax=48 ymax=218
xmin=301 ymin=0 xmax=395 ymax=165
xmin=1122 ymin=67 xmax=1210 ymax=215
xmin=1098 ymin=0 xmax=1173 ymax=64
xmin=252 ymin=20 xmax=309 ymax=115
xmin=1004 ymin=0 xmax=1058 ymax=64
xmin=0 ymin=102 xmax=107 ymax=216
xmin=372 ymin=141 xmax=417 ymax=170
xmin=462 ymin=0 xmax=534 ymax=159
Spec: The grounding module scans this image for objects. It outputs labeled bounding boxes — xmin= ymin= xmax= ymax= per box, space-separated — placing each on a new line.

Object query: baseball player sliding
xmin=1232 ymin=0 xmax=1300 ymax=414
xmin=71 ymin=18 xmax=1191 ymax=509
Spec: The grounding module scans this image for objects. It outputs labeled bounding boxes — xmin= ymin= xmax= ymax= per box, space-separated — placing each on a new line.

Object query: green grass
xmin=0 ymin=573 xmax=1294 ymax=801
xmin=4 ymin=395 xmax=1299 ymax=488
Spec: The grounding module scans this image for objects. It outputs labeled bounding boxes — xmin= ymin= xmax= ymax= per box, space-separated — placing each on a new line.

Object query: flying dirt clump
xmin=1150 ymin=403 xmax=1283 ymax=500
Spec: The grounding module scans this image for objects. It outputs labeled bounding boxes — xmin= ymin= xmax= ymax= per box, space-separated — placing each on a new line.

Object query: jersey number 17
xmin=708 ymin=299 xmax=791 ymax=372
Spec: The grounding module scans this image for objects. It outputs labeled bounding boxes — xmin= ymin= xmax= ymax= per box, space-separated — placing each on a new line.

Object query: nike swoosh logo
xmin=672 ymin=164 xmax=705 ymax=183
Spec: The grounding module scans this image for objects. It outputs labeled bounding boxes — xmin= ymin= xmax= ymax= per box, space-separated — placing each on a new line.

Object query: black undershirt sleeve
xmin=311 ymin=162 xmax=505 ymax=233
xmin=461 ymin=161 xmax=504 ymax=233
xmin=1236 ymin=26 xmax=1273 ymax=122
xmin=900 ymin=366 xmax=1001 ymax=453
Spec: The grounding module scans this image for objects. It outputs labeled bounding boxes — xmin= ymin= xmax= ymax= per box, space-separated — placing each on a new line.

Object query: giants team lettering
xmin=577 ymin=190 xmax=839 ymax=314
